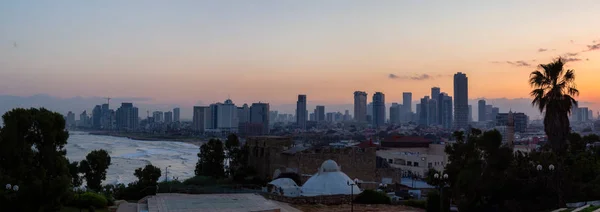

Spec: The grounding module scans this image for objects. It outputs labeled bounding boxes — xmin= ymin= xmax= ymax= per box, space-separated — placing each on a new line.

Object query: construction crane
xmin=105 ymin=97 xmax=111 ymax=105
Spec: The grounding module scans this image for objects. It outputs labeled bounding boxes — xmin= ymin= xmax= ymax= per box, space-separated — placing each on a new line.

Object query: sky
xmin=1 ymin=1 xmax=600 ymax=116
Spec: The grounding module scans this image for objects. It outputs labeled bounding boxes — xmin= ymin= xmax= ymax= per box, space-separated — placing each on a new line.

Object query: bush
xmin=183 ymin=176 xmax=216 ymax=186
xmin=427 ymin=190 xmax=441 ymax=212
xmin=404 ymin=199 xmax=427 ymax=209
xmin=73 ymin=192 xmax=108 ymax=209
xmin=353 ymin=190 xmax=391 ymax=204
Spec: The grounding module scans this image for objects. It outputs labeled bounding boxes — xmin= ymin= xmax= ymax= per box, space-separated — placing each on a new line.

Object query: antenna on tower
xmin=105 ymin=97 xmax=111 ymax=105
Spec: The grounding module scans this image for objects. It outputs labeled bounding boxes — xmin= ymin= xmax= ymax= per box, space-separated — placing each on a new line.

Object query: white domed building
xmin=300 ymin=160 xmax=362 ymax=196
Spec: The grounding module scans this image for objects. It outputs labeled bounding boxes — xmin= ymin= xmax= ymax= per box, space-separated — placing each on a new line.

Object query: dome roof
xmin=320 ymin=160 xmax=340 ymax=172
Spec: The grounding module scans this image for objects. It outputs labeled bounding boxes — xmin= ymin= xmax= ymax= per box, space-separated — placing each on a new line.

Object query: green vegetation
xmin=134 ymin=164 xmax=162 ymax=186
xmin=353 ymin=190 xmax=391 ymax=204
xmin=195 ymin=138 xmax=226 ymax=178
xmin=403 ymin=199 xmax=427 ymax=209
xmin=80 ymin=149 xmax=112 ymax=191
xmin=72 ymin=192 xmax=108 ymax=209
xmin=581 ymin=205 xmax=600 ymax=212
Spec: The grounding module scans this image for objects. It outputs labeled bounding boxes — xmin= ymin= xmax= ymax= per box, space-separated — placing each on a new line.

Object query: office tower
xmin=269 ymin=111 xmax=279 ymax=123
xmin=454 ymin=72 xmax=469 ymax=129
xmin=315 ymin=105 xmax=325 ymax=122
xmin=478 ymin=100 xmax=486 ymax=122
xmin=428 ymin=98 xmax=438 ymax=126
xmin=215 ymin=99 xmax=238 ymax=132
xmin=468 ymin=105 xmax=473 ymax=123
xmin=485 ymin=105 xmax=493 ymax=121
xmin=440 ymin=93 xmax=453 ymax=129
xmin=419 ymin=96 xmax=429 ymax=125
xmin=192 ymin=106 xmax=209 ymax=132
xmin=344 ymin=110 xmax=351 ymax=121
xmin=237 ymin=104 xmax=250 ymax=124
xmin=491 ymin=107 xmax=499 ymax=121
xmin=164 ymin=111 xmax=173 ymax=123
xmin=373 ymin=92 xmax=386 ymax=127
xmin=354 ymin=91 xmax=368 ymax=123
xmin=153 ymin=111 xmax=164 ymax=123
xmin=309 ymin=113 xmax=315 ymax=121
xmin=116 ymin=103 xmax=139 ymax=130
xmin=496 ymin=112 xmax=529 ymax=133
xmin=250 ymin=103 xmax=270 ymax=135
xmin=79 ymin=110 xmax=89 ymax=128
xmin=173 ymin=108 xmax=180 ymax=122
xmin=296 ymin=95 xmax=307 ymax=129
xmin=66 ymin=111 xmax=75 ymax=127
xmin=590 ymin=110 xmax=594 ymax=120
xmin=416 ymin=103 xmax=421 ymax=121
xmin=390 ymin=103 xmax=401 ymax=124
xmin=431 ymin=87 xmax=440 ymax=124
xmin=580 ymin=107 xmax=589 ymax=122
xmin=92 ymin=105 xmax=102 ymax=129
xmin=402 ymin=92 xmax=412 ymax=123
xmin=326 ymin=112 xmax=334 ymax=122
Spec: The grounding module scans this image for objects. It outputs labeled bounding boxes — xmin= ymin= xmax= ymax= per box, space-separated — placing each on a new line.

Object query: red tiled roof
xmin=355 ymin=140 xmax=378 ymax=148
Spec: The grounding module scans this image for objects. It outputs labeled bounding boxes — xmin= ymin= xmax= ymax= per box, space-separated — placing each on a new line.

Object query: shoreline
xmin=76 ymin=130 xmax=205 ymax=147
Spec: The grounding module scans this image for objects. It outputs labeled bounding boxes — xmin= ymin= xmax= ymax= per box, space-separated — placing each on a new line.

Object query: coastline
xmin=78 ymin=130 xmax=205 ymax=147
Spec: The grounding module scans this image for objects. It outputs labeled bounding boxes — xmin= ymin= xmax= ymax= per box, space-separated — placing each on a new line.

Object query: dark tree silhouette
xmin=195 ymin=138 xmax=225 ymax=178
xmin=80 ymin=149 xmax=112 ymax=191
xmin=134 ymin=164 xmax=162 ymax=186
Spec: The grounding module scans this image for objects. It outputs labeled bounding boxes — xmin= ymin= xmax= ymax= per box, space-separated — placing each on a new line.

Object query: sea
xmin=65 ymin=131 xmax=199 ymax=185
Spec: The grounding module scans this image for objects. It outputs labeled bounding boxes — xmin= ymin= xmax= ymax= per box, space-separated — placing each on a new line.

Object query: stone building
xmin=246 ymin=136 xmax=400 ymax=187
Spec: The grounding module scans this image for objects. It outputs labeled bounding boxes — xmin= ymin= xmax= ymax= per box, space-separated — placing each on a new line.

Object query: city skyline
xmin=1 ymin=1 xmax=600 ymax=110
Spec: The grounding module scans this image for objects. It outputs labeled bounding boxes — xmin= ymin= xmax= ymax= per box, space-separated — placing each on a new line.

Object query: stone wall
xmin=263 ymin=194 xmax=353 ymax=205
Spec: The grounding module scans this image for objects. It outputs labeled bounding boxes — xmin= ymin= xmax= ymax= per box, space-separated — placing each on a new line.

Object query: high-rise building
xmin=431 ymin=87 xmax=440 ymax=125
xmin=164 ymin=111 xmax=173 ymax=123
xmin=491 ymin=107 xmax=499 ymax=122
xmin=496 ymin=111 xmax=529 ymax=133
xmin=372 ymin=92 xmax=386 ymax=127
xmin=215 ymin=99 xmax=238 ymax=132
xmin=92 ymin=105 xmax=102 ymax=129
xmin=419 ymin=96 xmax=429 ymax=125
xmin=468 ymin=105 xmax=473 ymax=123
xmin=250 ymin=103 xmax=270 ymax=135
xmin=116 ymin=103 xmax=139 ymax=131
xmin=454 ymin=72 xmax=469 ymax=130
xmin=192 ymin=106 xmax=209 ymax=132
xmin=485 ymin=105 xmax=493 ymax=121
xmin=326 ymin=112 xmax=334 ymax=122
xmin=344 ymin=110 xmax=351 ymax=121
xmin=389 ymin=103 xmax=401 ymax=124
xmin=173 ymin=108 xmax=180 ymax=122
xmin=428 ymin=98 xmax=438 ymax=126
xmin=440 ymin=93 xmax=453 ymax=129
xmin=315 ymin=105 xmax=325 ymax=122
xmin=66 ymin=111 xmax=75 ymax=127
xmin=237 ymin=104 xmax=250 ymax=124
xmin=296 ymin=95 xmax=307 ymax=129
xmin=79 ymin=110 xmax=89 ymax=128
xmin=354 ymin=91 xmax=368 ymax=123
xmin=402 ymin=92 xmax=412 ymax=123
xmin=153 ymin=111 xmax=164 ymax=123
xmin=478 ymin=100 xmax=486 ymax=122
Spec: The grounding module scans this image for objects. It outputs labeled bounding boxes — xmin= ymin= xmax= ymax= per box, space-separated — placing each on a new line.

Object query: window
xmin=407 ymin=161 xmax=412 ymax=166
xmin=428 ymin=163 xmax=432 ymax=168
xmin=414 ymin=162 xmax=419 ymax=167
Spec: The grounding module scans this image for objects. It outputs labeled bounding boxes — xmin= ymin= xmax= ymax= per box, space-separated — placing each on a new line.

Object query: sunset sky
xmin=1 ymin=1 xmax=599 ymax=112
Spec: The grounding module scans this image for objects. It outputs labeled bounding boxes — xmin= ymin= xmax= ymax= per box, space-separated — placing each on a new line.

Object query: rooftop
xmin=144 ymin=193 xmax=301 ymax=212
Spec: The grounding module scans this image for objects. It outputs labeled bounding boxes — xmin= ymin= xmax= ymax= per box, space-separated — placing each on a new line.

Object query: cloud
xmin=563 ymin=52 xmax=579 ymax=57
xmin=506 ymin=60 xmax=532 ymax=67
xmin=588 ymin=43 xmax=600 ymax=51
xmin=388 ymin=73 xmax=450 ymax=81
xmin=563 ymin=57 xmax=582 ymax=62
xmin=537 ymin=48 xmax=548 ymax=52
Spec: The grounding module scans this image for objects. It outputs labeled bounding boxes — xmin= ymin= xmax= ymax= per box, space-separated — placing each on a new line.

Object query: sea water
xmin=65 ymin=131 xmax=199 ymax=185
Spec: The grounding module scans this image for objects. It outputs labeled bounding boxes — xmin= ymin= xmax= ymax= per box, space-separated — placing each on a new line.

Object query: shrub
xmin=353 ymin=190 xmax=391 ymax=204
xmin=74 ymin=192 xmax=108 ymax=209
xmin=183 ymin=176 xmax=216 ymax=186
xmin=404 ymin=199 xmax=427 ymax=209
xmin=426 ymin=190 xmax=441 ymax=212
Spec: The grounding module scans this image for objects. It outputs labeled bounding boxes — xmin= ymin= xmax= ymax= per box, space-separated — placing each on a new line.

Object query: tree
xmin=195 ymin=138 xmax=225 ymax=178
xmin=529 ymin=58 xmax=579 ymax=154
xmin=80 ymin=149 xmax=112 ymax=191
xmin=68 ymin=161 xmax=83 ymax=187
xmin=134 ymin=164 xmax=161 ymax=186
xmin=224 ymin=133 xmax=240 ymax=152
xmin=0 ymin=108 xmax=72 ymax=211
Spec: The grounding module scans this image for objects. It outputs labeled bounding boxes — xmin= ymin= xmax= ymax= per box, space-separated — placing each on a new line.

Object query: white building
xmin=216 ymin=99 xmax=238 ymax=132
xmin=300 ymin=160 xmax=362 ymax=196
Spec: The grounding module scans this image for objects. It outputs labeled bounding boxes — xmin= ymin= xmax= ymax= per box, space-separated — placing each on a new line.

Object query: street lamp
xmin=347 ymin=179 xmax=359 ymax=212
xmin=434 ymin=173 xmax=449 ymax=212
xmin=537 ymin=164 xmax=557 ymax=208
xmin=4 ymin=183 xmax=20 ymax=211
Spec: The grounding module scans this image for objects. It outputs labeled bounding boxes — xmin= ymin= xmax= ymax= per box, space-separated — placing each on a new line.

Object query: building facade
xmin=173 ymin=108 xmax=180 ymax=122
xmin=453 ymin=72 xmax=469 ymax=130
xmin=478 ymin=99 xmax=486 ymax=122
xmin=353 ymin=91 xmax=368 ymax=123
xmin=250 ymin=102 xmax=270 ymax=135
xmin=296 ymin=95 xmax=307 ymax=129
xmin=192 ymin=106 xmax=209 ymax=132
xmin=372 ymin=92 xmax=386 ymax=128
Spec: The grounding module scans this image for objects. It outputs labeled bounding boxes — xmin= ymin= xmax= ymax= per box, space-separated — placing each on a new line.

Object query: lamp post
xmin=4 ymin=184 xmax=20 ymax=211
xmin=536 ymin=164 xmax=556 ymax=208
xmin=165 ymin=165 xmax=172 ymax=183
xmin=434 ymin=173 xmax=449 ymax=212
xmin=347 ymin=179 xmax=359 ymax=212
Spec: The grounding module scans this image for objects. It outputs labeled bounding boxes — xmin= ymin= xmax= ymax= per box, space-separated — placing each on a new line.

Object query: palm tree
xmin=529 ymin=58 xmax=578 ymax=154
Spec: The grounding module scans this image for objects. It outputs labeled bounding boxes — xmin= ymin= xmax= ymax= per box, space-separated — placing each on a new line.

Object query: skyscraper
xmin=373 ymin=92 xmax=385 ymax=127
xmin=250 ymin=103 xmax=270 ymax=135
xmin=354 ymin=91 xmax=368 ymax=123
xmin=173 ymin=108 xmax=180 ymax=122
xmin=454 ymin=72 xmax=469 ymax=130
xmin=216 ymin=99 xmax=238 ymax=132
xmin=419 ymin=96 xmax=429 ymax=125
xmin=402 ymin=92 xmax=412 ymax=122
xmin=477 ymin=100 xmax=486 ymax=122
xmin=116 ymin=103 xmax=139 ymax=130
xmin=440 ymin=93 xmax=453 ymax=129
xmin=389 ymin=103 xmax=401 ymax=124
xmin=152 ymin=111 xmax=164 ymax=123
xmin=428 ymin=98 xmax=437 ymax=126
xmin=237 ymin=104 xmax=250 ymax=124
xmin=315 ymin=105 xmax=325 ymax=122
xmin=192 ymin=106 xmax=209 ymax=132
xmin=66 ymin=111 xmax=75 ymax=127
xmin=468 ymin=105 xmax=473 ymax=123
xmin=92 ymin=105 xmax=102 ymax=129
xmin=164 ymin=111 xmax=173 ymax=123
xmin=296 ymin=95 xmax=307 ymax=129
xmin=431 ymin=87 xmax=440 ymax=125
